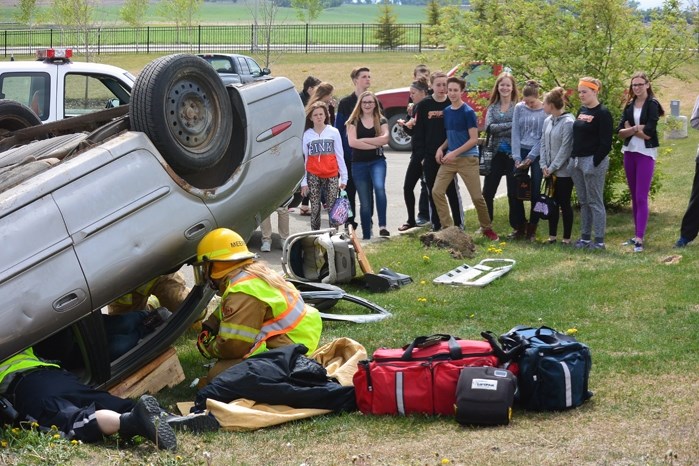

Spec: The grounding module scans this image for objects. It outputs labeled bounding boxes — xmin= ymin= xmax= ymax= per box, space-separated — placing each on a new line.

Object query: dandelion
xmin=420 ymin=279 xmax=427 ymax=285
xmin=469 ymin=313 xmax=475 ymax=319
xmin=499 ymin=241 xmax=507 ymax=247
xmin=422 ymin=255 xmax=431 ymax=264
xmin=52 ymin=434 xmax=61 ymax=440
xmin=176 ymin=455 xmax=183 ymax=462
xmin=71 ymin=440 xmax=79 ymax=445
xmin=417 ymin=297 xmax=427 ymax=303
xmin=11 ymin=428 xmax=19 ymax=434
xmin=1 ymin=440 xmax=8 ymax=448
xmin=441 ymin=459 xmax=451 ymax=465
xmin=566 ymin=328 xmax=578 ymax=335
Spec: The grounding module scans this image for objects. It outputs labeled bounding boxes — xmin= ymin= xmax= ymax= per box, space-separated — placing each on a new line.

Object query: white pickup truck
xmin=0 ymin=48 xmax=135 ymax=126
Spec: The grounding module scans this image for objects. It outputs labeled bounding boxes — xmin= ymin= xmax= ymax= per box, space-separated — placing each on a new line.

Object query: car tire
xmin=387 ymin=113 xmax=412 ymax=152
xmin=129 ymin=54 xmax=233 ymax=175
xmin=0 ymin=99 xmax=42 ymax=137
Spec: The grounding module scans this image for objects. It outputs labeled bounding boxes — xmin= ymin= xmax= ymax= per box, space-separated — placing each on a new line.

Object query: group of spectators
xmin=264 ymin=65 xmax=699 ymax=252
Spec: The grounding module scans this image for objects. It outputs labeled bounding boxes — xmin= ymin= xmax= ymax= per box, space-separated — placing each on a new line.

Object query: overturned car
xmin=0 ymin=54 xmax=305 ymax=388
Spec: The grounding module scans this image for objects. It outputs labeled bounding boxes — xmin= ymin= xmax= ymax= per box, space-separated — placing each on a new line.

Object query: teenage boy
xmin=335 ymin=67 xmax=371 ymax=230
xmin=409 ymin=64 xmax=431 ymax=226
xmin=413 ymin=72 xmax=464 ymax=231
xmin=433 ymin=77 xmax=499 ymax=240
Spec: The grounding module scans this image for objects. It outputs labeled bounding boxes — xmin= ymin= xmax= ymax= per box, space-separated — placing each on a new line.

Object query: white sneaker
xmin=260 ymin=240 xmax=271 ymax=252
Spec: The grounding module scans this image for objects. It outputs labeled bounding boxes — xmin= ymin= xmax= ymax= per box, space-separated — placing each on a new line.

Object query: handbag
xmin=478 ymin=125 xmax=494 ymax=176
xmin=353 ymin=334 xmax=501 ymax=416
xmin=514 ymin=167 xmax=531 ymax=201
xmin=533 ymin=176 xmax=557 ymax=220
xmin=328 ymin=190 xmax=352 ymax=226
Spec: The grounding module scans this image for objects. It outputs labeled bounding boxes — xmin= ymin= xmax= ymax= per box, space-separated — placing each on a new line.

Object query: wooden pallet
xmin=108 ymin=347 xmax=185 ymax=399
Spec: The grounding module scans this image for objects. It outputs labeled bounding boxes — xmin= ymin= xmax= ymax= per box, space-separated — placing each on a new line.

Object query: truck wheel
xmin=387 ymin=113 xmax=412 ymax=152
xmin=0 ymin=99 xmax=42 ymax=137
xmin=130 ymin=54 xmax=233 ymax=175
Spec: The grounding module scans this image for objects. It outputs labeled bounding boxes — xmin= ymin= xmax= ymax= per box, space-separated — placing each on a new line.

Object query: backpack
xmin=496 ymin=326 xmax=593 ymax=411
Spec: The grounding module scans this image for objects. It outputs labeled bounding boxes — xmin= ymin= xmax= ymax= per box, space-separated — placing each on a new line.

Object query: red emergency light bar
xmin=36 ymin=48 xmax=73 ymax=60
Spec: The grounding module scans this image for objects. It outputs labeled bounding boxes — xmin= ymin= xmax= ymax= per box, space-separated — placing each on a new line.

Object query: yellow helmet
xmin=196 ymin=228 xmax=255 ymax=263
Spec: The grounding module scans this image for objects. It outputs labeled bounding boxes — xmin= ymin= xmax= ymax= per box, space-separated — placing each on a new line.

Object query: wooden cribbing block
xmin=108 ymin=347 xmax=185 ymax=398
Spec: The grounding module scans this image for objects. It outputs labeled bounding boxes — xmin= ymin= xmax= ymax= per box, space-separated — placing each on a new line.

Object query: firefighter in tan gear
xmin=107 ymin=272 xmax=189 ymax=315
xmin=193 ymin=228 xmax=322 ymax=381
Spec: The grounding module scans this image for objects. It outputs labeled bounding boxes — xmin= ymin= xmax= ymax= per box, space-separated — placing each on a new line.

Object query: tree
xmin=53 ymin=0 xmax=98 ymax=61
xmin=14 ymin=0 xmax=39 ymax=28
xmin=120 ymin=0 xmax=149 ymax=51
xmin=245 ymin=0 xmax=286 ymax=68
xmin=120 ymin=0 xmax=149 ymax=28
xmin=291 ymin=0 xmax=323 ymax=24
xmin=375 ymin=0 xmax=405 ymax=50
xmin=158 ymin=0 xmax=203 ymax=50
xmin=435 ymin=0 xmax=697 ymax=207
xmin=425 ymin=0 xmax=441 ymax=47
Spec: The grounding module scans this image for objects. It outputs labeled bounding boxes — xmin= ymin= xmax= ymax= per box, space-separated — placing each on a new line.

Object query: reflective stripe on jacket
xmin=214 ymin=270 xmax=322 ymax=358
xmin=0 ymin=347 xmax=60 ymax=393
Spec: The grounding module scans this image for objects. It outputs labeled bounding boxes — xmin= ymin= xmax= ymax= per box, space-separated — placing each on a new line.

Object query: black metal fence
xmin=1 ymin=23 xmax=427 ymax=57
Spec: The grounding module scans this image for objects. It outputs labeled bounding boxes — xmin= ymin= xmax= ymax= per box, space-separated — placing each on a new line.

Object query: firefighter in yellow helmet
xmin=193 ymin=228 xmax=322 ymax=381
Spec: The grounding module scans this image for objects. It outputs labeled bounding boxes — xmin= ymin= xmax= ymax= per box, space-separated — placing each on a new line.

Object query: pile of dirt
xmin=420 ymin=226 xmax=476 ymax=259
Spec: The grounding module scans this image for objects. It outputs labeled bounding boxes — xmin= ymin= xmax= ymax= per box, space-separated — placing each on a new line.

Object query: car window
xmin=246 ymin=58 xmax=262 ymax=77
xmin=0 ymin=72 xmax=50 ymax=120
xmin=210 ymin=58 xmax=233 ymax=73
xmin=236 ymin=57 xmax=250 ymax=75
xmin=64 ymin=73 xmax=128 ymax=118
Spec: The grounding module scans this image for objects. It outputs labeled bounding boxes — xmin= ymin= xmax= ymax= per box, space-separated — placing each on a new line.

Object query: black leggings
xmin=482 ymin=151 xmax=523 ymax=229
xmin=545 ymin=176 xmax=574 ymax=240
xmin=403 ymin=155 xmax=424 ymax=225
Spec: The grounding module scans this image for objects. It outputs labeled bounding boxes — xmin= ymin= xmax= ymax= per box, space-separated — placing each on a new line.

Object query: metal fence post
xmin=147 ymin=27 xmax=150 ymax=54
xmin=97 ymin=27 xmax=101 ymax=55
xmin=50 ymin=29 xmax=53 ymax=48
xmin=198 ymin=25 xmax=202 ymax=53
xmin=418 ymin=24 xmax=422 ymax=53
xmin=361 ymin=23 xmax=364 ymax=53
xmin=305 ymin=23 xmax=309 ymax=54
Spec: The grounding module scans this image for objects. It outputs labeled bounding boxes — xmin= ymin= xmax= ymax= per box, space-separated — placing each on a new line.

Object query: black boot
xmin=525 ymin=223 xmax=538 ymax=242
xmin=507 ymin=223 xmax=527 ymax=240
xmin=166 ymin=412 xmax=220 ymax=433
xmin=119 ymin=395 xmax=177 ymax=451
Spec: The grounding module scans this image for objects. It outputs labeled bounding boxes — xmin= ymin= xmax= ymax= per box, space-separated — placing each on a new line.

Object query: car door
xmin=52 ymin=140 xmax=215 ymax=310
xmin=0 ymin=195 xmax=91 ymax=360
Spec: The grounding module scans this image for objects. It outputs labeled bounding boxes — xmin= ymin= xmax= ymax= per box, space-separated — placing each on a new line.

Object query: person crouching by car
xmin=193 ymin=228 xmax=322 ymax=382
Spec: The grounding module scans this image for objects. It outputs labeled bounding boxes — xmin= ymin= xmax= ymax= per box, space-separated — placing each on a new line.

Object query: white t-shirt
xmin=625 ymin=105 xmax=658 ymax=159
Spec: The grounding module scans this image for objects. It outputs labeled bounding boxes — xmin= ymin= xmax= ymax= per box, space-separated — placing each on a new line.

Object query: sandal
xmin=397 ymin=223 xmax=416 ymax=232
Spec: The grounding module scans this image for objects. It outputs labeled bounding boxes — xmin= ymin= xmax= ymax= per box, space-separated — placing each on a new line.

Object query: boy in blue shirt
xmin=433 ymin=77 xmax=499 ymax=241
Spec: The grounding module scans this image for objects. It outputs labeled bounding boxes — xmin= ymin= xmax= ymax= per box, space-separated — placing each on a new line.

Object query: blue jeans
xmin=352 ymin=158 xmax=387 ymax=239
xmin=104 ymin=311 xmax=148 ymax=360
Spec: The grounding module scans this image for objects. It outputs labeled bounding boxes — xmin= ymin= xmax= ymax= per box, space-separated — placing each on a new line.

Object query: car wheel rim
xmin=391 ymin=124 xmax=411 ymax=146
xmin=166 ymin=79 xmax=217 ymax=152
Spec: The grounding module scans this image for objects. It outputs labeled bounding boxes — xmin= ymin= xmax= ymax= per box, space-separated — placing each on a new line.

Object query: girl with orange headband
xmin=570 ymin=76 xmax=614 ymax=251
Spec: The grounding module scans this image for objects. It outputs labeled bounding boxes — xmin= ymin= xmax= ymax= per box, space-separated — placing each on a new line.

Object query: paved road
xmin=248 ymin=148 xmax=508 ymax=268
xmin=180 ymin=148 xmax=507 ymax=286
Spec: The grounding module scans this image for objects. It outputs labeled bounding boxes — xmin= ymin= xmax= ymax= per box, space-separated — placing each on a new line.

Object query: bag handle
xmin=480 ymin=331 xmax=525 ymax=362
xmin=401 ymin=334 xmax=461 ymax=360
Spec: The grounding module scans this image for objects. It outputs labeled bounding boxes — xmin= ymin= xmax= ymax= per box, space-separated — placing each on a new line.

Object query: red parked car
xmin=375 ymin=62 xmax=505 ymax=151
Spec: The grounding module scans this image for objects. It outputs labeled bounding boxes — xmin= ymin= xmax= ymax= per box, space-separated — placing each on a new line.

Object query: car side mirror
xmin=261 ymin=68 xmax=271 ymax=76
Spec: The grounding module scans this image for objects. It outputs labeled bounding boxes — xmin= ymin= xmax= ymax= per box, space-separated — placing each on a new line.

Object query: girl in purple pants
xmin=617 ymin=72 xmax=665 ymax=252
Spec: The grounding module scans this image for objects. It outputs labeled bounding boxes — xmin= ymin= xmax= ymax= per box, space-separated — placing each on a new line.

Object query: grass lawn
xmin=1 ymin=53 xmax=698 ymax=465
xmin=0 ymin=3 xmax=427 ymax=26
